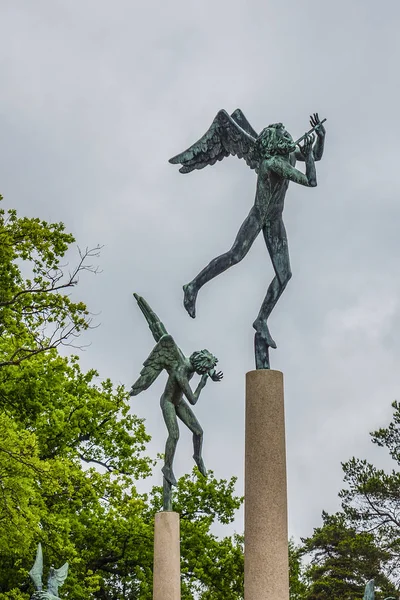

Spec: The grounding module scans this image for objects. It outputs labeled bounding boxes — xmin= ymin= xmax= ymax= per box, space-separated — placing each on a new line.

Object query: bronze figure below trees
xmin=29 ymin=543 xmax=69 ymax=600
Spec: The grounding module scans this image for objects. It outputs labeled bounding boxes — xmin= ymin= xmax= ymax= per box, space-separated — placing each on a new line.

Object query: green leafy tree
xmin=340 ymin=400 xmax=400 ymax=582
xmin=0 ymin=197 xmax=99 ymax=367
xmin=0 ymin=339 xmax=152 ymax=599
xmin=301 ymin=512 xmax=397 ymax=600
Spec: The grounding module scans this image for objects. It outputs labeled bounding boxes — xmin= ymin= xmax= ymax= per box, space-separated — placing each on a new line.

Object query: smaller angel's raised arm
xmin=176 ymin=371 xmax=208 ymax=406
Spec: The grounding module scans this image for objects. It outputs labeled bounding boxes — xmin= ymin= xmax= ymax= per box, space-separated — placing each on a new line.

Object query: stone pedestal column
xmin=244 ymin=369 xmax=289 ymax=600
xmin=153 ymin=511 xmax=180 ymax=600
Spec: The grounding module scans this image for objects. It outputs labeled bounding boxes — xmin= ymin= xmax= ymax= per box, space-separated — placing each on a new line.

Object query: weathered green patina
xmin=29 ymin=543 xmax=69 ymax=600
xmin=170 ymin=111 xmax=326 ymax=369
xmin=363 ymin=579 xmax=396 ymax=600
xmin=130 ymin=294 xmax=222 ymax=510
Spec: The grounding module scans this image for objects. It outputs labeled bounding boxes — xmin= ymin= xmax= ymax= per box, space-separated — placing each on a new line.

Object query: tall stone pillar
xmin=153 ymin=511 xmax=181 ymax=600
xmin=244 ymin=369 xmax=289 ymax=600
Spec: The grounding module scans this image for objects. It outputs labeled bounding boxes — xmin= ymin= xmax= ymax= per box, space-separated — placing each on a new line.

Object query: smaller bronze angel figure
xmin=130 ymin=294 xmax=223 ymax=487
xmin=29 ymin=543 xmax=69 ymax=600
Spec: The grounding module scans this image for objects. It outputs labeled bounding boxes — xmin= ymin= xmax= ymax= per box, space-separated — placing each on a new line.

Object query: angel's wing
xmin=130 ymin=335 xmax=181 ymax=396
xmin=363 ymin=580 xmax=375 ymax=600
xmin=230 ymin=108 xmax=259 ymax=138
xmin=47 ymin=563 xmax=69 ymax=596
xmin=29 ymin=543 xmax=43 ymax=591
xmin=169 ymin=109 xmax=259 ymax=174
xmin=134 ymin=294 xmax=168 ymax=343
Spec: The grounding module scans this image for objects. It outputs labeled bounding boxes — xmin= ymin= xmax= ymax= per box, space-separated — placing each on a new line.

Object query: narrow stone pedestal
xmin=244 ymin=370 xmax=289 ymax=600
xmin=153 ymin=511 xmax=180 ymax=600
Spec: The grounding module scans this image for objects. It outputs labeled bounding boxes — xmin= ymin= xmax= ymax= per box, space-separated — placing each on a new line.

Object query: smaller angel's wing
xmin=169 ymin=109 xmax=259 ymax=174
xmin=130 ymin=335 xmax=181 ymax=396
xmin=134 ymin=294 xmax=168 ymax=343
xmin=47 ymin=563 xmax=69 ymax=596
xmin=29 ymin=543 xmax=43 ymax=591
xmin=230 ymin=108 xmax=259 ymax=138
xmin=363 ymin=580 xmax=375 ymax=600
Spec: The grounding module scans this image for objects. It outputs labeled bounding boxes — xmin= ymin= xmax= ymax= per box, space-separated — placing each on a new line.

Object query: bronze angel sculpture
xmin=130 ymin=294 xmax=223 ymax=492
xmin=29 ymin=543 xmax=69 ymax=600
xmin=363 ymin=579 xmax=395 ymax=600
xmin=170 ymin=109 xmax=326 ymax=369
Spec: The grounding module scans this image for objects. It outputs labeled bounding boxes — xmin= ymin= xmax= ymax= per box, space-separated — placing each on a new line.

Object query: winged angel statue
xmin=170 ymin=109 xmax=326 ymax=368
xmin=130 ymin=294 xmax=223 ymax=490
xmin=29 ymin=543 xmax=69 ymax=600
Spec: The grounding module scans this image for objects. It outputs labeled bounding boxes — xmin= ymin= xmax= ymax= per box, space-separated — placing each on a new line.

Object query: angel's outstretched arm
xmin=176 ymin=373 xmax=208 ymax=406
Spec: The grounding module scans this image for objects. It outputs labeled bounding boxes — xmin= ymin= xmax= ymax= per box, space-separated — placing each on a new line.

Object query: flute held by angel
xmin=294 ymin=118 xmax=327 ymax=147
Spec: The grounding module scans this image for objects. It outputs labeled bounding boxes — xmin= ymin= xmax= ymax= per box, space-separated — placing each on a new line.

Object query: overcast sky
xmin=1 ymin=0 xmax=400 ymax=543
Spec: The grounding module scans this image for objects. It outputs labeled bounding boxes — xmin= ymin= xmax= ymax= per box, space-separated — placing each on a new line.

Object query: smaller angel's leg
xmin=184 ymin=205 xmax=262 ymax=318
xmin=176 ymin=400 xmax=207 ymax=477
xmin=161 ymin=398 xmax=180 ymax=486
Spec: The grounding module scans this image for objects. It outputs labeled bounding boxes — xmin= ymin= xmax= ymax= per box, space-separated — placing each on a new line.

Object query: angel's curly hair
xmin=190 ymin=349 xmax=218 ymax=373
xmin=256 ymin=123 xmax=295 ymax=157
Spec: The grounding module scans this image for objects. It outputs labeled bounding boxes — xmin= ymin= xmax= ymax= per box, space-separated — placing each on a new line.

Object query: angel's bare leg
xmin=252 ymin=218 xmax=292 ymax=350
xmin=184 ymin=205 xmax=263 ymax=317
xmin=176 ymin=399 xmax=207 ymax=477
xmin=161 ymin=398 xmax=180 ymax=486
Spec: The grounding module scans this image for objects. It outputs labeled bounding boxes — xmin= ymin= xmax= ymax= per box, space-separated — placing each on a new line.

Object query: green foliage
xmin=301 ymin=512 xmax=396 ymax=600
xmin=289 ymin=539 xmax=307 ymax=600
xmin=0 ymin=337 xmax=153 ymax=599
xmin=0 ymin=197 xmax=99 ymax=367
xmin=0 ymin=412 xmax=44 ymax=551
xmin=300 ymin=399 xmax=400 ymax=600
xmin=340 ymin=400 xmax=400 ymax=581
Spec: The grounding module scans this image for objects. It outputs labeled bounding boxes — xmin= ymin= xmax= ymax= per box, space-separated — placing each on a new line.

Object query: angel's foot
xmin=162 ymin=465 xmax=177 ymax=487
xmin=183 ymin=282 xmax=198 ymax=318
xmin=255 ymin=332 xmax=270 ymax=370
xmin=193 ymin=455 xmax=207 ymax=478
xmin=252 ymin=318 xmax=277 ymax=349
